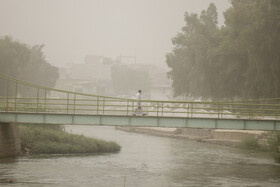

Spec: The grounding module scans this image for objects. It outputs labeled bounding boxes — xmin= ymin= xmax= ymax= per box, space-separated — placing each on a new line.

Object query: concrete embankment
xmin=116 ymin=126 xmax=272 ymax=147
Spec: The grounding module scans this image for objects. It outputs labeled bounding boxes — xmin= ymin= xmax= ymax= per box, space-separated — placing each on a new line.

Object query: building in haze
xmin=56 ymin=55 xmax=114 ymax=96
xmin=56 ymin=55 xmax=173 ymax=100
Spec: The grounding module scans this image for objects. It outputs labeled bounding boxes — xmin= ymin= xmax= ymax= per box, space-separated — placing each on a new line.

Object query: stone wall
xmin=180 ymin=128 xmax=213 ymax=139
xmin=0 ymin=122 xmax=21 ymax=157
xmin=211 ymin=129 xmax=265 ymax=140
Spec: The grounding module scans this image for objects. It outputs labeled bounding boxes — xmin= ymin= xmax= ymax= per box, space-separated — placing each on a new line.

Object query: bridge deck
xmin=1 ymin=73 xmax=280 ymax=131
xmin=1 ymin=112 xmax=279 ymax=131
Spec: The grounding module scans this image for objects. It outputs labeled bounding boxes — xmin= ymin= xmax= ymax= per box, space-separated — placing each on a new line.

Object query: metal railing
xmin=0 ymin=73 xmax=280 ymax=120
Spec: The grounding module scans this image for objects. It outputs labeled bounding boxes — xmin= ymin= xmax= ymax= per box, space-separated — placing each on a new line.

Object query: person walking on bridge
xmin=133 ymin=90 xmax=146 ymax=116
xmin=136 ymin=89 xmax=142 ymax=107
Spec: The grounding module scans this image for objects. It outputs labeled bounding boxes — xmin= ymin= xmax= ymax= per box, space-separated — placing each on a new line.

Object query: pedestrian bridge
xmin=0 ymin=73 xmax=280 ymax=131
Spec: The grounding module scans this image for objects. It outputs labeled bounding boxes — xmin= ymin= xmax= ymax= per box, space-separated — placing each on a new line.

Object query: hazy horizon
xmin=0 ymin=0 xmax=230 ymax=68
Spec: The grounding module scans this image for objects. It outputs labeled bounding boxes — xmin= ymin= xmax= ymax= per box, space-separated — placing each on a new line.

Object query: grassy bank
xmin=237 ymin=132 xmax=280 ymax=163
xmin=18 ymin=124 xmax=121 ymax=154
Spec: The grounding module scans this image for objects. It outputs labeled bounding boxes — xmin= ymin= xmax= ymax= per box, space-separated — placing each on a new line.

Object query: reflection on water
xmin=0 ymin=157 xmax=18 ymax=184
xmin=0 ymin=157 xmax=18 ymax=164
xmin=0 ymin=125 xmax=279 ymax=186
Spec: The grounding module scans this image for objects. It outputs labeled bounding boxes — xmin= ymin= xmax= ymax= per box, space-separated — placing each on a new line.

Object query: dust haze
xmin=0 ymin=0 xmax=230 ymax=99
xmin=0 ymin=0 xmax=230 ymax=67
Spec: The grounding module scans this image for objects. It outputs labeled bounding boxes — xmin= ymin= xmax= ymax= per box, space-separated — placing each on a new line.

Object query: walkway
xmin=0 ymin=73 xmax=280 ymax=130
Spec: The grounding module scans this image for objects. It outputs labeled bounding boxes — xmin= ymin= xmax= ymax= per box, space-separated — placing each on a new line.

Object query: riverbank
xmin=19 ymin=124 xmax=121 ymax=155
xmin=116 ymin=126 xmax=280 ymax=162
xmin=116 ymin=126 xmax=272 ymax=147
xmin=2 ymin=125 xmax=279 ymax=186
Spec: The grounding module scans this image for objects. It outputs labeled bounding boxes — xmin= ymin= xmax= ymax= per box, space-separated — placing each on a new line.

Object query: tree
xmin=166 ymin=3 xmax=220 ymax=98
xmin=166 ymin=1 xmax=280 ymax=100
xmin=111 ymin=64 xmax=151 ymax=94
xmin=0 ymin=36 xmax=59 ymax=96
xmin=220 ymin=0 xmax=280 ymax=98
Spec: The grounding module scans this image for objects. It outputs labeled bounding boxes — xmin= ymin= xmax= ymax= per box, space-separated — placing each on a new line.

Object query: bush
xmin=18 ymin=124 xmax=121 ymax=154
xmin=237 ymin=132 xmax=280 ymax=163
xmin=267 ymin=132 xmax=280 ymax=163
xmin=237 ymin=136 xmax=261 ymax=150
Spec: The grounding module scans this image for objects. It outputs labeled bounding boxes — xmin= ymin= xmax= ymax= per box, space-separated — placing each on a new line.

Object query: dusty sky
xmin=0 ymin=0 xmax=230 ymax=68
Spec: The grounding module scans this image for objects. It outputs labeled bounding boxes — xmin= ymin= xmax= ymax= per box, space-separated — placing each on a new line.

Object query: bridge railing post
xmin=157 ymin=102 xmax=159 ymax=117
xmin=103 ymin=97 xmax=105 ymax=115
xmin=97 ymin=96 xmax=99 ymax=115
xmin=187 ymin=103 xmax=189 ymax=118
xmin=44 ymin=89 xmax=47 ymax=112
xmin=161 ymin=102 xmax=164 ymax=116
xmin=217 ymin=103 xmax=220 ymax=119
xmin=66 ymin=93 xmax=69 ymax=114
xmin=14 ymin=81 xmax=18 ymax=111
xmin=36 ymin=88 xmax=39 ymax=112
xmin=132 ymin=101 xmax=134 ymax=115
xmin=6 ymin=79 xmax=9 ymax=110
xmin=126 ymin=100 xmax=129 ymax=115
xmin=221 ymin=102 xmax=224 ymax=119
xmin=250 ymin=99 xmax=253 ymax=119
xmin=73 ymin=94 xmax=76 ymax=114
xmin=191 ymin=103 xmax=193 ymax=117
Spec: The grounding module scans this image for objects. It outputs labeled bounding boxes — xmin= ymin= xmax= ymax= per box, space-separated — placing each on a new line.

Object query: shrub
xmin=267 ymin=131 xmax=280 ymax=163
xmin=237 ymin=136 xmax=261 ymax=150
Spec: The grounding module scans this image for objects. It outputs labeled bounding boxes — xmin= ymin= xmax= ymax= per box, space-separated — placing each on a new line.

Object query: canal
xmin=0 ymin=125 xmax=279 ymax=186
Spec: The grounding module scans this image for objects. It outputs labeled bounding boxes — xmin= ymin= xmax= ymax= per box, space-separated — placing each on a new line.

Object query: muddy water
xmin=0 ymin=125 xmax=279 ymax=186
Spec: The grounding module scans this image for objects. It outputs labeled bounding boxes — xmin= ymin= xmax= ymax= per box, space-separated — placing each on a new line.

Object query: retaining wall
xmin=180 ymin=128 xmax=213 ymax=139
xmin=116 ymin=126 xmax=271 ymax=147
xmin=211 ymin=129 xmax=266 ymax=140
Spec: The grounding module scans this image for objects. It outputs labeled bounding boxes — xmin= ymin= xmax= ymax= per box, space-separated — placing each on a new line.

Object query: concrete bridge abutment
xmin=0 ymin=122 xmax=21 ymax=157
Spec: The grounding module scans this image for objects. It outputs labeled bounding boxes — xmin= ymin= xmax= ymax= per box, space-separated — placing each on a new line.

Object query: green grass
xmin=18 ymin=124 xmax=121 ymax=154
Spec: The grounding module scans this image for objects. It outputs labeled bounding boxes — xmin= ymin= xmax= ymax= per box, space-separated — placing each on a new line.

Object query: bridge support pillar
xmin=0 ymin=122 xmax=21 ymax=157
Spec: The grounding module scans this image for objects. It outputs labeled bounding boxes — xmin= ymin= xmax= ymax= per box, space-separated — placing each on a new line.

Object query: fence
xmin=1 ymin=73 xmax=280 ymax=120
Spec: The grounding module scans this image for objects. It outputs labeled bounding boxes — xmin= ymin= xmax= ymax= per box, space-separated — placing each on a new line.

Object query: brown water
xmin=0 ymin=125 xmax=279 ymax=186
